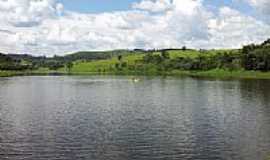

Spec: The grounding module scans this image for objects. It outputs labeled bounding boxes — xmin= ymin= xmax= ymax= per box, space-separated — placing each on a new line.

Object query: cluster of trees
xmin=242 ymin=40 xmax=270 ymax=71
xmin=138 ymin=39 xmax=270 ymax=72
xmin=141 ymin=50 xmax=241 ymax=72
xmin=0 ymin=53 xmax=69 ymax=71
xmin=0 ymin=53 xmax=33 ymax=70
xmin=0 ymin=53 xmax=12 ymax=62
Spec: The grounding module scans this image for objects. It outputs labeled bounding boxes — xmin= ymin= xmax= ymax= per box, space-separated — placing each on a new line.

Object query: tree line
xmin=132 ymin=39 xmax=270 ymax=72
xmin=1 ymin=39 xmax=270 ymax=72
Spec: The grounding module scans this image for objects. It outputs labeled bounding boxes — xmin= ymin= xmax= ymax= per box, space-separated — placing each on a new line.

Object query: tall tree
xmin=66 ymin=62 xmax=73 ymax=73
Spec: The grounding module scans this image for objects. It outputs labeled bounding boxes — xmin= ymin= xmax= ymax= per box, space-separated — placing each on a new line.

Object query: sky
xmin=0 ymin=0 xmax=270 ymax=56
xmin=57 ymin=0 xmax=139 ymax=13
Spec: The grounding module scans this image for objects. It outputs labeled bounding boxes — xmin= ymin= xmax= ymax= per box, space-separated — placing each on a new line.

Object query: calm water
xmin=0 ymin=76 xmax=269 ymax=160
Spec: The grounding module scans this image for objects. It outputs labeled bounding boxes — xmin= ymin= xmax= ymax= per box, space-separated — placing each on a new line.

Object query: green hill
xmin=2 ymin=39 xmax=270 ymax=79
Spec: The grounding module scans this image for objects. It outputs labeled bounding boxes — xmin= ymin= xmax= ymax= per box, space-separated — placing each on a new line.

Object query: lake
xmin=0 ymin=76 xmax=269 ymax=160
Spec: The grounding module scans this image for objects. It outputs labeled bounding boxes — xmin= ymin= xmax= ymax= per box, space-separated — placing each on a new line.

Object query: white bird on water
xmin=131 ymin=77 xmax=140 ymax=83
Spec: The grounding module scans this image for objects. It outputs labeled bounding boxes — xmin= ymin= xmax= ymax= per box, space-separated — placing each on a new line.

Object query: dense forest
xmin=1 ymin=39 xmax=270 ymax=76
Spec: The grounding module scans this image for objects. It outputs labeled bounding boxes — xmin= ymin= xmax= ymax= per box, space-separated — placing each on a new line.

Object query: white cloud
xmin=132 ymin=0 xmax=173 ymax=13
xmin=236 ymin=0 xmax=270 ymax=15
xmin=173 ymin=0 xmax=204 ymax=15
xmin=0 ymin=0 xmax=269 ymax=56
xmin=247 ymin=0 xmax=270 ymax=14
xmin=207 ymin=7 xmax=270 ymax=48
xmin=0 ymin=0 xmax=63 ymax=27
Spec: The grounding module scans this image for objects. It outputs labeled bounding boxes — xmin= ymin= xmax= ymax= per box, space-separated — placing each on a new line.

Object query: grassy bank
xmin=167 ymin=69 xmax=270 ymax=79
xmin=67 ymin=69 xmax=270 ymax=79
xmin=0 ymin=71 xmax=24 ymax=77
xmin=2 ymin=69 xmax=270 ymax=80
xmin=0 ymin=69 xmax=66 ymax=77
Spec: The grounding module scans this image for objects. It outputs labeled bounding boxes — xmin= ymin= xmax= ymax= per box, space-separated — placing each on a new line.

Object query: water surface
xmin=0 ymin=76 xmax=269 ymax=160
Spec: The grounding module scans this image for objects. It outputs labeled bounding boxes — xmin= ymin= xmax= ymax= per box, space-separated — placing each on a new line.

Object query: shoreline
xmin=2 ymin=69 xmax=270 ymax=80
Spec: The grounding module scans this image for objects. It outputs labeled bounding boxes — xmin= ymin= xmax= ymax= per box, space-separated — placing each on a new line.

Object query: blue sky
xmin=57 ymin=0 xmax=257 ymax=20
xmin=58 ymin=0 xmax=141 ymax=13
xmin=58 ymin=0 xmax=252 ymax=14
xmin=205 ymin=0 xmax=254 ymax=15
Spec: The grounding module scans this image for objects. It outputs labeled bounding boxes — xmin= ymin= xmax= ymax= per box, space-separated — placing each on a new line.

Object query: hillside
xmin=1 ymin=39 xmax=270 ymax=79
xmin=66 ymin=49 xmax=241 ymax=75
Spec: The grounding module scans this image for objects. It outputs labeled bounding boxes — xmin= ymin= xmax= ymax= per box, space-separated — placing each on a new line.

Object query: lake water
xmin=0 ymin=76 xmax=269 ymax=160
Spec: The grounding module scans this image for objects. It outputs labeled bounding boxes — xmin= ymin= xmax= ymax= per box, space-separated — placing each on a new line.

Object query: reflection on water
xmin=0 ymin=76 xmax=269 ymax=160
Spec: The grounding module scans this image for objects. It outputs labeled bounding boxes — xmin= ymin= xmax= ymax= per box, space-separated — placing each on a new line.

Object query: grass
xmin=2 ymin=50 xmax=270 ymax=79
xmin=167 ymin=69 xmax=270 ymax=79
xmin=0 ymin=71 xmax=16 ymax=77
xmin=71 ymin=59 xmax=117 ymax=73
xmin=66 ymin=50 xmax=248 ymax=77
xmin=0 ymin=68 xmax=65 ymax=77
xmin=168 ymin=50 xmax=202 ymax=59
xmin=69 ymin=54 xmax=144 ymax=73
xmin=68 ymin=50 xmax=270 ymax=79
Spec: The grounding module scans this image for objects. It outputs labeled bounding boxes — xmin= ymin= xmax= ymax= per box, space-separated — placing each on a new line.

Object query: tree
xmin=161 ymin=50 xmax=170 ymax=59
xmin=66 ymin=62 xmax=73 ymax=73
xmin=46 ymin=61 xmax=64 ymax=70
xmin=118 ymin=55 xmax=122 ymax=61
xmin=182 ymin=46 xmax=187 ymax=51
xmin=122 ymin=62 xmax=127 ymax=68
xmin=242 ymin=42 xmax=270 ymax=71
xmin=143 ymin=53 xmax=153 ymax=63
xmin=115 ymin=63 xmax=120 ymax=70
xmin=262 ymin=39 xmax=270 ymax=46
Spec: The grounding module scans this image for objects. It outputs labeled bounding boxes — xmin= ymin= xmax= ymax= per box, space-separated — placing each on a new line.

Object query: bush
xmin=121 ymin=62 xmax=127 ymax=68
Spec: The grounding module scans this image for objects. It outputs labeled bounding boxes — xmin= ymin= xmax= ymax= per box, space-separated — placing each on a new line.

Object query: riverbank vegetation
xmin=1 ymin=39 xmax=270 ymax=79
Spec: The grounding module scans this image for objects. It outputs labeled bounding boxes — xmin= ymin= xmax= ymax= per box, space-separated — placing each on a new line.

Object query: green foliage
xmin=66 ymin=62 xmax=73 ymax=72
xmin=161 ymin=50 xmax=170 ymax=59
xmin=0 ymin=53 xmax=33 ymax=71
xmin=182 ymin=46 xmax=187 ymax=51
xmin=122 ymin=62 xmax=127 ymax=68
xmin=61 ymin=40 xmax=270 ymax=78
xmin=0 ymin=71 xmax=21 ymax=77
xmin=117 ymin=55 xmax=123 ymax=61
xmin=115 ymin=63 xmax=120 ymax=70
xmin=2 ymin=38 xmax=270 ymax=79
xmin=46 ymin=61 xmax=64 ymax=70
xmin=65 ymin=50 xmax=126 ymax=61
xmin=242 ymin=39 xmax=270 ymax=71
xmin=140 ymin=49 xmax=241 ymax=71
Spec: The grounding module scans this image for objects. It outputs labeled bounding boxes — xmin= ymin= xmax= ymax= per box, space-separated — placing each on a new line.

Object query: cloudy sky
xmin=0 ymin=0 xmax=270 ymax=56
